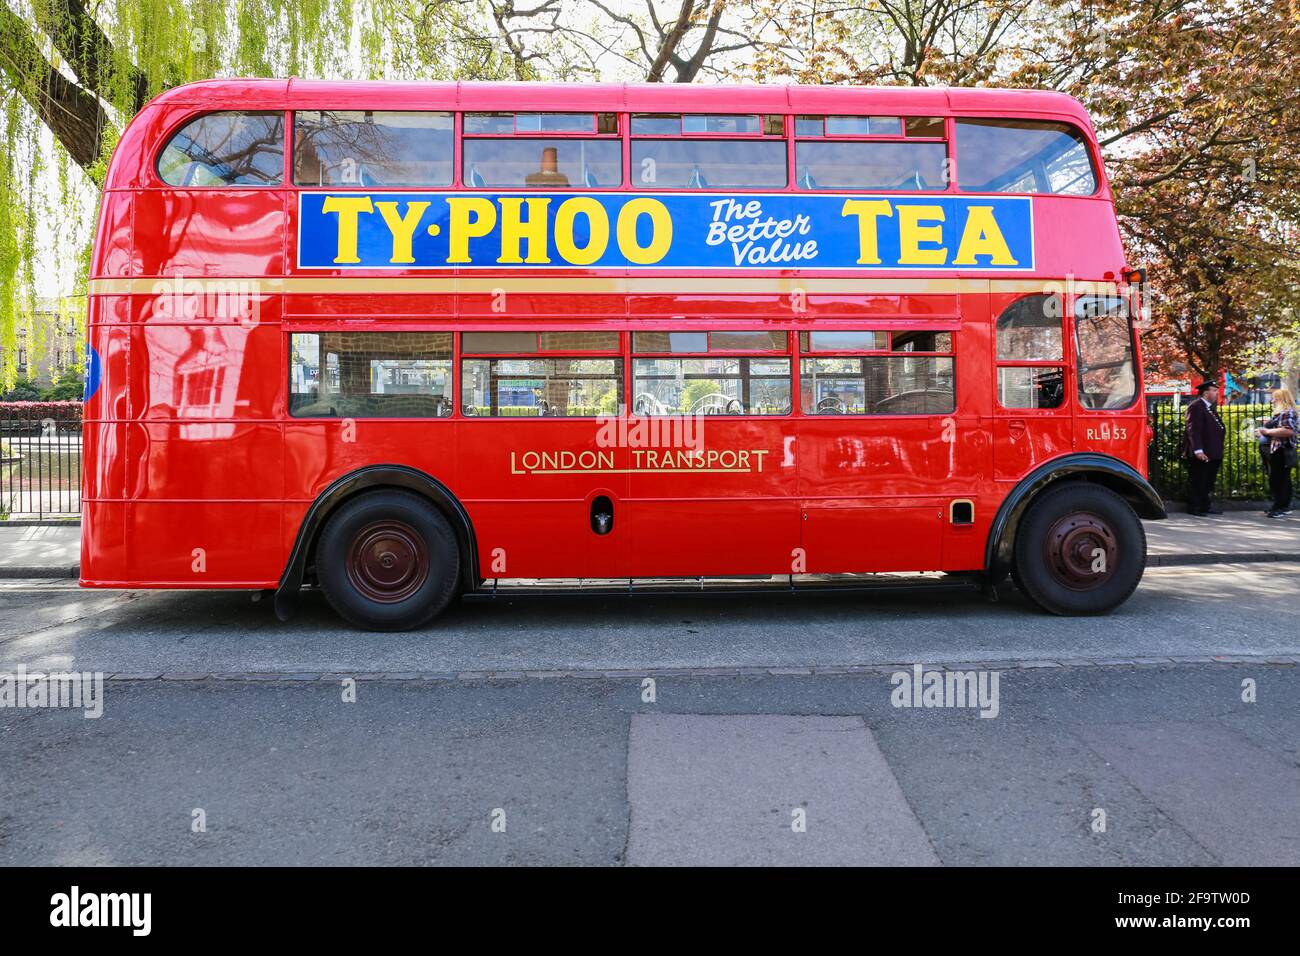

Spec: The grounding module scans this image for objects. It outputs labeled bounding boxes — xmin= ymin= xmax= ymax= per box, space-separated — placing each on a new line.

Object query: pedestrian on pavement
xmin=1183 ymin=379 xmax=1226 ymax=516
xmin=1256 ymin=387 xmax=1298 ymax=519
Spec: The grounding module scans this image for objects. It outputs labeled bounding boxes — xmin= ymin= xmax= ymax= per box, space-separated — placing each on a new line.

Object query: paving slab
xmin=626 ymin=713 xmax=939 ymax=866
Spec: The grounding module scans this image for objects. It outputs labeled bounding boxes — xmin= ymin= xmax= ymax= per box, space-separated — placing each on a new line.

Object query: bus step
xmin=467 ymin=572 xmax=977 ymax=599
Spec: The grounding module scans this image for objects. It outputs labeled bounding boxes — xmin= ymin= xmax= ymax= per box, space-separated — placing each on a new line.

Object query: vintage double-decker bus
xmin=80 ymin=79 xmax=1163 ymax=630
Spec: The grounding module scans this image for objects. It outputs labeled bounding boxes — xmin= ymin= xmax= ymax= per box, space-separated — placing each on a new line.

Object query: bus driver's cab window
xmin=996 ymin=295 xmax=1065 ymax=409
xmin=1075 ymin=295 xmax=1138 ymax=409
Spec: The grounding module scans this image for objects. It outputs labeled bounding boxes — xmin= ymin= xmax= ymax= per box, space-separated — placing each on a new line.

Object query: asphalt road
xmin=1 ymin=563 xmax=1299 ymax=676
xmin=1 ymin=565 xmax=1297 ymax=866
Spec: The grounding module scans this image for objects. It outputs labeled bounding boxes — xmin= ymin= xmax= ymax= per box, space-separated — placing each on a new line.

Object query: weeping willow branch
xmin=32 ymin=0 xmax=151 ymax=112
xmin=0 ymin=2 xmax=112 ymax=176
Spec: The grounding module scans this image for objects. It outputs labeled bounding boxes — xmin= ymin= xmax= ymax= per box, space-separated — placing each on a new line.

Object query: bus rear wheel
xmin=1012 ymin=483 xmax=1145 ymax=615
xmin=316 ymin=490 xmax=460 ymax=631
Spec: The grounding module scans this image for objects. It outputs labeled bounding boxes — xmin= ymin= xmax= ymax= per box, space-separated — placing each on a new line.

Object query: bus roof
xmin=142 ymin=78 xmax=1095 ymax=128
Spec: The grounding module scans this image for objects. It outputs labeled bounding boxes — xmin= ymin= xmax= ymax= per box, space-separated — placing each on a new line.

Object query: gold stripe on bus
xmin=88 ymin=276 xmax=1112 ymax=296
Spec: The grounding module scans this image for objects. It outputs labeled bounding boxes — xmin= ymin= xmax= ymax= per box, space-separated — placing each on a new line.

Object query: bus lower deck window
xmin=995 ymin=295 xmax=1066 ymax=409
xmin=998 ymin=367 xmax=1065 ymax=409
xmin=461 ymin=358 xmax=621 ymax=417
xmin=289 ymin=332 xmax=454 ymax=418
xmin=801 ymin=356 xmax=955 ymax=415
xmin=631 ymin=357 xmax=791 ymax=416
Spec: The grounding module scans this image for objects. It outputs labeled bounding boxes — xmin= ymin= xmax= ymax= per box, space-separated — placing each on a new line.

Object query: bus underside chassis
xmin=1010 ymin=482 xmax=1147 ymax=615
xmin=316 ymin=490 xmax=462 ymax=631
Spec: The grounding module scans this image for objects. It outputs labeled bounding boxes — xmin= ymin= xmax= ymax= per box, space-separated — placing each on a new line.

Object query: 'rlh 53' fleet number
xmin=1086 ymin=424 xmax=1129 ymax=441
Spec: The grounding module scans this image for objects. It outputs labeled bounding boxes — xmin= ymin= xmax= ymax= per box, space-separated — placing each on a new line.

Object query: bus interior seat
xmin=687 ymin=165 xmax=708 ymax=189
xmin=891 ymin=171 xmax=927 ymax=190
xmin=797 ymin=168 xmax=818 ymax=189
xmin=466 ymin=165 xmax=485 ymax=188
xmin=583 ymin=165 xmax=599 ymax=188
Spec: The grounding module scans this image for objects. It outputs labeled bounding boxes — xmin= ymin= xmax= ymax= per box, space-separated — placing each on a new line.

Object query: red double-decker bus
xmin=80 ymin=79 xmax=1162 ymax=630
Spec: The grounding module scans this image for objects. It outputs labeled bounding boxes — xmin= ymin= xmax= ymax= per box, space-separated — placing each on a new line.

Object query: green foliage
xmin=1148 ymin=402 xmax=1280 ymax=501
xmin=40 ymin=377 xmax=84 ymax=401
xmin=468 ymin=405 xmax=606 ymax=417
xmin=0 ymin=376 xmax=41 ymax=401
xmin=680 ymin=379 xmax=723 ymax=412
xmin=0 ymin=375 xmax=82 ymax=401
xmin=1 ymin=0 xmax=502 ymax=387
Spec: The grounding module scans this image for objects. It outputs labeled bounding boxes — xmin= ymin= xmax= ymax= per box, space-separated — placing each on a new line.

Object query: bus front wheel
xmin=316 ymin=490 xmax=460 ymax=631
xmin=1012 ymin=483 xmax=1145 ymax=615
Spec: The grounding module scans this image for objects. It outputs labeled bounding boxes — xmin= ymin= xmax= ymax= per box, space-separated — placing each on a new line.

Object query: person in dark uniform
xmin=1184 ymin=380 xmax=1225 ymax=516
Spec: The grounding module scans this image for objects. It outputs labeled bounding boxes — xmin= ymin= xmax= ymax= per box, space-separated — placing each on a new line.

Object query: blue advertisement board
xmin=298 ymin=191 xmax=1034 ymax=271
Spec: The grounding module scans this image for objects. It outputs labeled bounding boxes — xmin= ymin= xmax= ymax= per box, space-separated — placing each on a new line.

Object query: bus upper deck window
xmin=794 ymin=141 xmax=946 ymax=191
xmin=157 ymin=111 xmax=284 ymax=187
xmin=1075 ymin=296 xmax=1138 ymax=409
xmin=462 ymin=139 xmax=621 ymax=188
xmin=464 ymin=112 xmax=614 ymax=134
xmin=631 ymin=139 xmax=787 ymax=189
xmin=462 ymin=112 xmax=621 ymax=188
xmin=294 ymin=111 xmax=453 ymax=187
xmin=955 ymin=118 xmax=1098 ymax=195
xmin=682 ymin=114 xmax=761 ymax=134
xmin=632 ymin=114 xmax=767 ymax=136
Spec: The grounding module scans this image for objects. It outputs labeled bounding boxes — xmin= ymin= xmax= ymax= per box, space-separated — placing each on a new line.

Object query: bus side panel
xmin=125 ymin=422 xmax=283 ymax=502
xmin=942 ymin=289 xmax=995 ymax=572
xmin=990 ymin=288 xmax=1077 ymax=482
xmin=285 ymin=420 xmax=461 ymax=502
xmin=80 ymin=298 xmax=131 ymax=585
xmin=132 ymin=189 xmax=286 ymax=278
xmin=623 ymin=419 xmax=798 ymax=577
xmin=1074 ymin=414 xmax=1148 ymax=472
xmin=124 ymin=501 xmax=284 ymax=586
xmin=127 ymin=323 xmax=283 ymax=421
xmin=119 ymin=300 xmax=287 ymax=587
xmin=1032 ymin=196 xmax=1128 ymax=279
xmin=91 ymin=193 xmax=136 ymax=278
xmin=798 ymin=417 xmax=950 ymax=573
xmin=455 ymin=421 xmax=629 ymax=579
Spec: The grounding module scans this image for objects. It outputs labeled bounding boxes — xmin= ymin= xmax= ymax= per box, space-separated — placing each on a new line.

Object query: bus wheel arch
xmin=986 ymin=454 xmax=1164 ymax=610
xmin=275 ymin=465 xmax=480 ymax=623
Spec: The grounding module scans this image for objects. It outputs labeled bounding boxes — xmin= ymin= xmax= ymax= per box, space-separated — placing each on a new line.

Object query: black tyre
xmin=316 ymin=490 xmax=460 ymax=631
xmin=1012 ymin=483 xmax=1145 ymax=615
xmin=1008 ymin=560 xmax=1041 ymax=610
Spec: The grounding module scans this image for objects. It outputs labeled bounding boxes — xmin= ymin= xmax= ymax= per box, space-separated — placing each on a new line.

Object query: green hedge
xmin=1148 ymin=403 xmax=1281 ymax=501
xmin=467 ymin=405 xmax=605 ymax=417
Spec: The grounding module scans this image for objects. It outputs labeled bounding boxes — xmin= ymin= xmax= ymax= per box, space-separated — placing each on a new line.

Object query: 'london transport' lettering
xmin=299 ymin=192 xmax=1034 ymax=271
xmin=510 ymin=449 xmax=770 ymax=475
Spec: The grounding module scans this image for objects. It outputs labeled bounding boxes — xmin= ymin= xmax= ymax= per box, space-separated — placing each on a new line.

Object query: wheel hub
xmin=346 ymin=520 xmax=429 ymax=603
xmin=1043 ymin=511 xmax=1117 ymax=590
